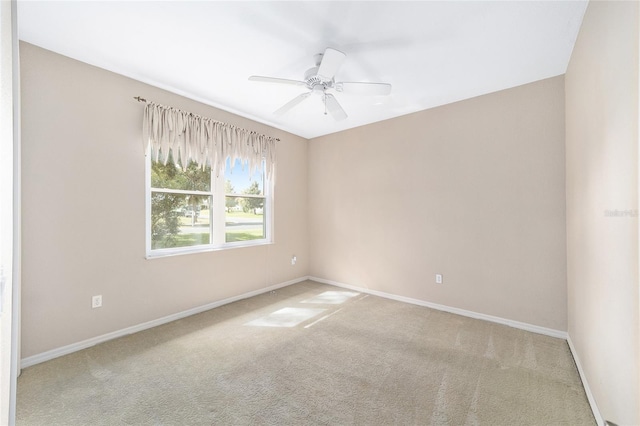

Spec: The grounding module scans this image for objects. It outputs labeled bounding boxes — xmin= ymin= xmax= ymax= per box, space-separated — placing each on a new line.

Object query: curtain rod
xmin=133 ymin=96 xmax=280 ymax=141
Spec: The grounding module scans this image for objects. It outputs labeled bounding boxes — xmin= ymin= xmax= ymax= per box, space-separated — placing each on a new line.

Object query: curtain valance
xmin=142 ymin=101 xmax=277 ymax=179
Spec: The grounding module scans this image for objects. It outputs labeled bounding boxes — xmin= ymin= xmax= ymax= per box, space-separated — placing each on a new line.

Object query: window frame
xmin=145 ymin=148 xmax=273 ymax=258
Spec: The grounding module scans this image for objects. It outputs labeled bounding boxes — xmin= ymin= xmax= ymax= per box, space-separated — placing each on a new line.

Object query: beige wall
xmin=19 ymin=42 xmax=309 ymax=358
xmin=565 ymin=1 xmax=640 ymax=424
xmin=308 ymin=76 xmax=567 ymax=331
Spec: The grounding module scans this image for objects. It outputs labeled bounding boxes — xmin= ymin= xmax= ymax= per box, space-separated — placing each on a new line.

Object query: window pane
xmin=225 ymin=157 xmax=263 ymax=195
xmin=151 ymin=192 xmax=211 ymax=249
xmin=225 ymin=196 xmax=265 ymax=242
xmin=151 ymin=150 xmax=211 ymax=192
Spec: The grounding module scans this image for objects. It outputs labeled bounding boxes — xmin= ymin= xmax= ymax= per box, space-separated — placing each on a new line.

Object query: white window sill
xmin=146 ymin=240 xmax=274 ymax=260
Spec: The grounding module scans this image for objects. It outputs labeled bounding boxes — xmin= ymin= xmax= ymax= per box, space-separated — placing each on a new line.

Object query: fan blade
xmin=249 ymin=76 xmax=306 ymax=87
xmin=336 ymin=82 xmax=392 ymax=96
xmin=317 ymin=48 xmax=346 ymax=81
xmin=324 ymin=94 xmax=348 ymax=121
xmin=274 ymin=92 xmax=311 ymax=116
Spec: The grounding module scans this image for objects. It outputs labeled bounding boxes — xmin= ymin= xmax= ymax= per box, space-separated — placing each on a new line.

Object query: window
xmin=147 ymin=149 xmax=271 ymax=257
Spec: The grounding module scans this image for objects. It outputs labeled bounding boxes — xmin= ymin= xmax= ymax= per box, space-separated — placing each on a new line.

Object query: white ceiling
xmin=17 ymin=1 xmax=587 ymax=139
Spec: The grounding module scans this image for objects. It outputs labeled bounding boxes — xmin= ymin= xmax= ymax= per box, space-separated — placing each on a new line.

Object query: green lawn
xmin=226 ymin=229 xmax=264 ymax=242
xmin=153 ymin=208 xmax=264 ymax=249
xmin=226 ymin=211 xmax=263 ymax=220
xmin=152 ymin=232 xmax=210 ymax=249
xmin=175 ymin=210 xmax=262 ymax=226
xmin=152 ymin=228 xmax=264 ymax=249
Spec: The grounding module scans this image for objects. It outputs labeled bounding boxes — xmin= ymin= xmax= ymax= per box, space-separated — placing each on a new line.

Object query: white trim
xmin=21 ymin=276 xmax=310 ymax=368
xmin=144 ymin=145 xmax=151 ymax=255
xmin=309 ymin=276 xmax=567 ymax=339
xmin=567 ymin=335 xmax=604 ymax=426
xmin=146 ymin=240 xmax=274 ymax=260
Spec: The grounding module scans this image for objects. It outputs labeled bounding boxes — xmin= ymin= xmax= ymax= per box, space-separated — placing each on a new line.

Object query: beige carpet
xmin=17 ymin=280 xmax=595 ymax=425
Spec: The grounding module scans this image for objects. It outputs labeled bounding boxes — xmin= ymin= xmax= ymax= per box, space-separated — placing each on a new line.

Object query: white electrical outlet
xmin=92 ymin=295 xmax=102 ymax=308
xmin=435 ymin=274 xmax=443 ymax=284
xmin=291 ymin=255 xmax=297 ymax=266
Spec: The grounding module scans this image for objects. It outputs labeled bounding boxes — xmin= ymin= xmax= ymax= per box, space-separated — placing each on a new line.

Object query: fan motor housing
xmin=305 ymin=67 xmax=332 ymax=91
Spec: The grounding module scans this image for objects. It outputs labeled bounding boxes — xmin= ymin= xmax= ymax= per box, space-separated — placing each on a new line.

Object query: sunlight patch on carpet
xmin=301 ymin=291 xmax=360 ymax=305
xmin=244 ymin=307 xmax=327 ymax=328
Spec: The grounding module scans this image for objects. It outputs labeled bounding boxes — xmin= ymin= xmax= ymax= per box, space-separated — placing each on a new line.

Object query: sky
xmin=225 ymin=157 xmax=264 ymax=194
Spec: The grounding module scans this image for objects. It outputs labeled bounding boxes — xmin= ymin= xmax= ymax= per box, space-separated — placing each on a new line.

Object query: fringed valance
xmin=141 ymin=101 xmax=277 ymax=179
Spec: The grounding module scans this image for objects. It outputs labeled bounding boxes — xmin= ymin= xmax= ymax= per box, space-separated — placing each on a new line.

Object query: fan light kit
xmin=249 ymin=47 xmax=392 ymax=121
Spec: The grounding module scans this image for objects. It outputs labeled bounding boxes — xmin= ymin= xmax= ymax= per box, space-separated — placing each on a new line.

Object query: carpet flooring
xmin=17 ymin=280 xmax=595 ymax=425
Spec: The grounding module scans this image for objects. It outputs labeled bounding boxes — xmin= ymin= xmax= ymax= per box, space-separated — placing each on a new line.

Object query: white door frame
xmin=1 ymin=0 xmax=21 ymax=424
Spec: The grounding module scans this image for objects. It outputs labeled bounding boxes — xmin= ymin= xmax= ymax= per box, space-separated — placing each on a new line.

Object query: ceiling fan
xmin=249 ymin=48 xmax=392 ymax=121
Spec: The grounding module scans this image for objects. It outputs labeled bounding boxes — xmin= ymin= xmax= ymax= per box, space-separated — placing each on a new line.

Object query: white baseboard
xmin=21 ymin=276 xmax=310 ymax=368
xmin=566 ymin=335 xmax=604 ymax=426
xmin=309 ymin=276 xmax=568 ymax=339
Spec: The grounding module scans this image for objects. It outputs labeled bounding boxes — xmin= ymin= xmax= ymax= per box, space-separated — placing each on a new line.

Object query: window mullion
xmin=212 ymin=172 xmax=226 ymax=245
